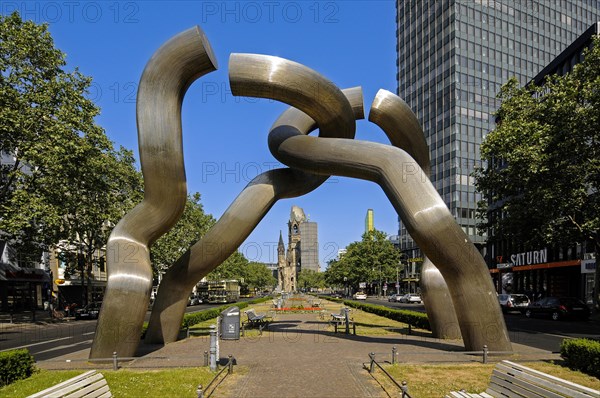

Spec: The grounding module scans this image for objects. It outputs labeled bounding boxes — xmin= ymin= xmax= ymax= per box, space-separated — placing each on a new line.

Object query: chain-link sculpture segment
xmin=91 ymin=27 xmax=512 ymax=357
xmin=90 ymin=27 xmax=218 ymax=359
xmin=145 ymin=86 xmax=364 ymax=344
xmin=369 ymin=90 xmax=461 ymax=339
xmin=231 ymin=69 xmax=512 ymax=350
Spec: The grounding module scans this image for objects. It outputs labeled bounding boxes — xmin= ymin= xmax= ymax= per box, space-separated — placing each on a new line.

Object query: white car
xmin=400 ymin=293 xmax=422 ymax=303
xmin=353 ymin=292 xmax=367 ymax=300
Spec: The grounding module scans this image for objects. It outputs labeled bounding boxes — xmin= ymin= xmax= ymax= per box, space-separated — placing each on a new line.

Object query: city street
xmin=1 ymin=298 xmax=598 ymax=362
xmin=0 ymin=302 xmax=220 ymax=362
xmin=365 ymin=297 xmax=600 ymax=353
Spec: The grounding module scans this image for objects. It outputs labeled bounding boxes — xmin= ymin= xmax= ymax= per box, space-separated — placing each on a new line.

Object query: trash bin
xmin=220 ymin=306 xmax=240 ymax=340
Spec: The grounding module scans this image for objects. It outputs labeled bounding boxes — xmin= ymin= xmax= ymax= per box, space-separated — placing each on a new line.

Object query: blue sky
xmin=6 ymin=1 xmax=400 ymax=267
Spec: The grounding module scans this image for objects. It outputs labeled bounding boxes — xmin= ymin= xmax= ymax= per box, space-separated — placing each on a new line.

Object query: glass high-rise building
xmin=395 ymin=0 xmax=600 ymax=257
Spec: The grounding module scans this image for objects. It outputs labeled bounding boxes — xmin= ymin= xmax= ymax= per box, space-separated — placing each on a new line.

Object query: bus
xmin=206 ymin=280 xmax=240 ymax=304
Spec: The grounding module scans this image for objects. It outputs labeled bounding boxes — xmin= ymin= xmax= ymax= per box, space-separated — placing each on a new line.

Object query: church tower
xmin=277 ymin=231 xmax=285 ymax=291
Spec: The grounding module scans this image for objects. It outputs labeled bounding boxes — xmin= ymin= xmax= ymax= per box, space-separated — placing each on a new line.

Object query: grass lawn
xmin=374 ymin=362 xmax=600 ymax=396
xmin=0 ymin=368 xmax=217 ymax=398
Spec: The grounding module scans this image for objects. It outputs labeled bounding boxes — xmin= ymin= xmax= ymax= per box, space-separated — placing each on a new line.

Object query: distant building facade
xmin=277 ymin=206 xmax=320 ymax=292
xmin=485 ymin=22 xmax=599 ymax=302
xmin=395 ymin=1 xmax=600 ymax=262
xmin=365 ymin=209 xmax=374 ymax=233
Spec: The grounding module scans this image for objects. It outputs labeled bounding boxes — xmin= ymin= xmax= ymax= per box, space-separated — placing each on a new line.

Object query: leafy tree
xmin=150 ymin=192 xmax=215 ymax=280
xmin=474 ymin=37 xmax=600 ymax=309
xmin=297 ymin=269 xmax=326 ymax=292
xmin=324 ymin=229 xmax=401 ymax=295
xmin=245 ymin=262 xmax=276 ymax=291
xmin=207 ymin=252 xmax=276 ymax=292
xmin=0 ymin=12 xmax=143 ymax=284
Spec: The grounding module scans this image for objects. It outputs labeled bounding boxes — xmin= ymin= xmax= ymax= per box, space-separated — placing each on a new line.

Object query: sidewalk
xmin=36 ymin=312 xmax=560 ymax=398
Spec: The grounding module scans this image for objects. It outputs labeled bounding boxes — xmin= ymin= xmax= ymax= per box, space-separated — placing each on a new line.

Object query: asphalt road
xmin=365 ymin=297 xmax=600 ymax=353
xmin=0 ymin=302 xmax=226 ymax=362
xmin=2 ymin=298 xmax=598 ymax=361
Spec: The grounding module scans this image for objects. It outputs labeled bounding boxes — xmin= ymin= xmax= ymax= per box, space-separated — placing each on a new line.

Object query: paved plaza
xmin=30 ymin=312 xmax=559 ymax=398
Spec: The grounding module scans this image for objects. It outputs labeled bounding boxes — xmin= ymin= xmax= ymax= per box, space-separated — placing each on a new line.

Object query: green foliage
xmin=180 ymin=296 xmax=272 ymax=329
xmin=320 ymin=296 xmax=430 ymax=330
xmin=560 ymin=338 xmax=600 ymax=378
xmin=0 ymin=12 xmax=143 ymax=270
xmin=475 ymin=36 xmax=600 ymax=251
xmin=150 ymin=192 xmax=215 ymax=279
xmin=207 ymin=252 xmax=276 ymax=290
xmin=297 ymin=269 xmax=326 ymax=291
xmin=0 ymin=349 xmax=36 ymax=387
xmin=325 ymin=229 xmax=401 ymax=290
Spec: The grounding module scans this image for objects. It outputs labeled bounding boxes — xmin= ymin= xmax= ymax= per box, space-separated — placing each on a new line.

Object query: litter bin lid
xmin=221 ymin=306 xmax=240 ymax=316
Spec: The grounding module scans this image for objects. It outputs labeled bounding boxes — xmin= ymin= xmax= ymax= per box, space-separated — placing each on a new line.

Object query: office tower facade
xmin=365 ymin=209 xmax=374 ymax=233
xmin=396 ymin=0 xmax=600 ymax=258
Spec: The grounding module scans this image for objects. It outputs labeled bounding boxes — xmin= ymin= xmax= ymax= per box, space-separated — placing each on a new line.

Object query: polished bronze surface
xmin=144 ymin=78 xmax=361 ymax=343
xmin=90 ymin=26 xmax=217 ymax=359
xmin=265 ymin=134 xmax=511 ymax=352
xmin=95 ymin=28 xmax=510 ymax=356
xmin=369 ymin=89 xmax=460 ymax=339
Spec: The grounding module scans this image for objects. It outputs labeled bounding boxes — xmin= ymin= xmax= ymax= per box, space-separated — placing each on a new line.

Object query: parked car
xmin=353 ymin=292 xmax=367 ymax=300
xmin=74 ymin=302 xmax=102 ymax=320
xmin=524 ymin=297 xmax=590 ymax=321
xmin=497 ymin=294 xmax=530 ymax=313
xmin=388 ymin=293 xmax=402 ymax=302
xmin=399 ymin=293 xmax=422 ymax=303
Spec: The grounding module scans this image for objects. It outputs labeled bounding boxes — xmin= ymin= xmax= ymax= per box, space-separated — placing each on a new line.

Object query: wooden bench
xmin=446 ymin=360 xmax=599 ymax=398
xmin=28 ymin=370 xmax=111 ymax=398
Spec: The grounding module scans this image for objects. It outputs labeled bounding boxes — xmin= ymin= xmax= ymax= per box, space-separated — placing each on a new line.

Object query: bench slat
xmin=495 ymin=363 xmax=598 ymax=398
xmin=64 ymin=378 xmax=108 ymax=398
xmin=501 ymin=361 xmax=600 ymax=397
xmin=490 ymin=371 xmax=553 ymax=398
xmin=46 ymin=374 xmax=106 ymax=398
xmin=27 ymin=371 xmax=98 ymax=398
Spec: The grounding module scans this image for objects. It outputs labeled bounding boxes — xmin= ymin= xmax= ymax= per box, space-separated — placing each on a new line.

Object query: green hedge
xmin=0 ymin=349 xmax=36 ymax=387
xmin=560 ymin=338 xmax=600 ymax=378
xmin=319 ymin=296 xmax=430 ymax=330
xmin=142 ymin=296 xmax=274 ymax=335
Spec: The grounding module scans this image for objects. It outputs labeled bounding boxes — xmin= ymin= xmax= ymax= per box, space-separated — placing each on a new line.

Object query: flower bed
xmin=274 ymin=307 xmax=322 ymax=312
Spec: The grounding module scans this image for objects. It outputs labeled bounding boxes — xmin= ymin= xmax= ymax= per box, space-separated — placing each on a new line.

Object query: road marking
xmin=0 ymin=336 xmax=72 ymax=352
xmin=34 ymin=339 xmax=93 ymax=355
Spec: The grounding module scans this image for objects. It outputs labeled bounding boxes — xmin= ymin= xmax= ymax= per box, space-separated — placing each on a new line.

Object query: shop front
xmin=0 ymin=264 xmax=50 ymax=312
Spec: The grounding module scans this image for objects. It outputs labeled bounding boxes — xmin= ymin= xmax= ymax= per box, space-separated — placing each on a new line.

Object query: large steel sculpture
xmin=91 ymin=27 xmax=511 ymax=359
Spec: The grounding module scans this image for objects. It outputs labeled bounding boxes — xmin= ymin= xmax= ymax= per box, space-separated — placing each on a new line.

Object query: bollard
xmin=196 ymin=384 xmax=203 ymax=398
xmin=369 ymin=352 xmax=375 ymax=373
xmin=392 ymin=346 xmax=397 ymax=364
xmin=408 ymin=323 xmax=412 ymax=335
xmin=228 ymin=354 xmax=234 ymax=374
xmin=112 ymin=352 xmax=118 ymax=370
xmin=241 ymin=323 xmax=245 ymax=337
xmin=352 ymin=322 xmax=356 ymax=335
xmin=204 ymin=350 xmax=209 ymax=367
xmin=483 ymin=345 xmax=488 ymax=364
xmin=187 ymin=327 xmax=190 ymax=338
xmin=209 ymin=325 xmax=217 ymax=371
xmin=401 ymin=381 xmax=409 ymax=397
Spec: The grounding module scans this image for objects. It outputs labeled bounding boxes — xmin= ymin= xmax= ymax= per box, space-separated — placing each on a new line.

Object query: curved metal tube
xmin=268 ymin=134 xmax=511 ymax=351
xmin=144 ymin=77 xmax=361 ymax=344
xmin=369 ymin=89 xmax=460 ymax=339
xmin=90 ymin=27 xmax=218 ymax=359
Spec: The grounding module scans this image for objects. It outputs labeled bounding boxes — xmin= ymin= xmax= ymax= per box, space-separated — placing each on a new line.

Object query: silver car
xmin=497 ymin=294 xmax=530 ymax=313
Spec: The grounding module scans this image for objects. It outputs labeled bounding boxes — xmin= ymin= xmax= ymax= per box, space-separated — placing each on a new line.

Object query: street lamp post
xmin=396 ymin=265 xmax=400 ymax=295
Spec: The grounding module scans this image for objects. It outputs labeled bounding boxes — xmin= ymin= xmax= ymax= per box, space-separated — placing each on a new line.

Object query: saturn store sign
xmin=497 ymin=248 xmax=548 ymax=268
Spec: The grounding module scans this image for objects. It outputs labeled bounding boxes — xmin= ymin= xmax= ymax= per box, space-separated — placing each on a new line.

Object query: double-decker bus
xmin=207 ymin=280 xmax=240 ymax=304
